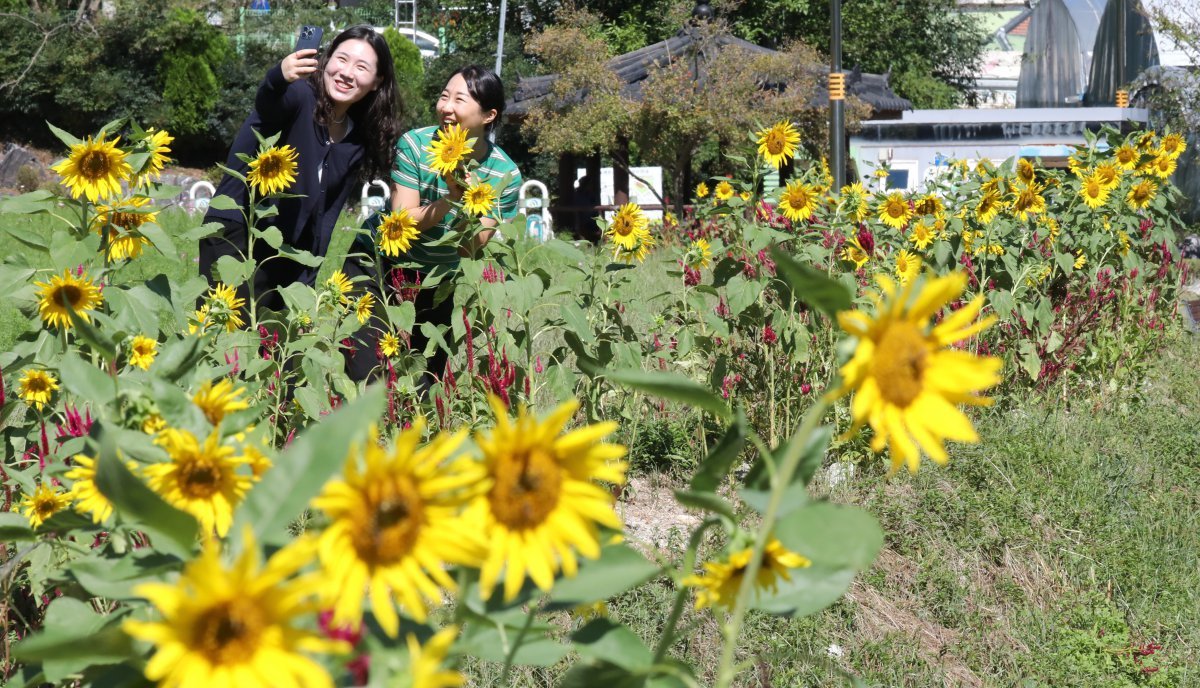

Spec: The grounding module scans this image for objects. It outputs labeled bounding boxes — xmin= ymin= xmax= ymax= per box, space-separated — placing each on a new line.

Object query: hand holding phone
xmin=295 ymin=25 xmax=323 ymax=53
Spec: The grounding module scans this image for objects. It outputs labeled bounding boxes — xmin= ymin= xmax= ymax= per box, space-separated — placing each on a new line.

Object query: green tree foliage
xmin=155 ymin=9 xmax=230 ymax=137
xmin=382 ymin=27 xmax=428 ymax=132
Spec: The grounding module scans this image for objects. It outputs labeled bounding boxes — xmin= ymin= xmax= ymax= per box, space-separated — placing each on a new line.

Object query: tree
xmin=520 ymin=6 xmax=869 ymax=214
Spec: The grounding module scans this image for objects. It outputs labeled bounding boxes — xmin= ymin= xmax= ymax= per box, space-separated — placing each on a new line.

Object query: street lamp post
xmin=830 ymin=0 xmax=846 ymax=190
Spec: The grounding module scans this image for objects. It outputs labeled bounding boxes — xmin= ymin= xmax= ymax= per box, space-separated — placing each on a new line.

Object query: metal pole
xmin=494 ymin=0 xmax=508 ymax=77
xmin=830 ymin=0 xmax=845 ymax=190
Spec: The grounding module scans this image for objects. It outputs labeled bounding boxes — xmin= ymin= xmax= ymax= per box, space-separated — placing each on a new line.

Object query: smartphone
xmin=295 ymin=25 xmax=323 ymax=53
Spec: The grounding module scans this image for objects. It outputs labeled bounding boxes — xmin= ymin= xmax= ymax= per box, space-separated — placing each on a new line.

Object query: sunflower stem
xmin=713 ymin=395 xmax=831 ymax=688
xmin=652 ymin=517 xmax=720 ymax=665
xmin=498 ymin=597 xmax=539 ymax=684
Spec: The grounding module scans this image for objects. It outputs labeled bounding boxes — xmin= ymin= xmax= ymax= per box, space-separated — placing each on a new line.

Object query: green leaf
xmin=988 ymin=289 xmax=1015 ymax=319
xmin=0 ymin=512 xmax=35 ymax=541
xmin=770 ymin=246 xmax=852 ymax=318
xmin=724 ymin=274 xmax=763 ymax=317
xmin=1019 ymin=341 xmax=1041 ymax=380
xmin=94 ymin=426 xmax=199 ymax=559
xmin=1055 ymin=250 xmax=1076 ymax=276
xmin=572 ymin=619 xmax=652 ymax=670
xmin=254 ymin=226 xmax=284 ymax=249
xmin=0 ymin=191 xmax=56 ymax=216
xmin=214 ymin=255 xmax=253 ymax=287
xmin=13 ymin=598 xmax=133 ymax=683
xmin=599 ymin=368 xmax=731 ymax=420
xmin=58 ymin=350 xmax=117 ymax=406
xmin=560 ymin=303 xmax=595 ymax=344
xmin=745 ymin=424 xmax=833 ymax=491
xmin=559 ymin=661 xmax=647 ymax=688
xmin=235 ymin=385 xmax=385 ymax=546
xmin=45 ymin=121 xmax=82 ymax=148
xmin=65 ymin=307 xmax=118 ymax=363
xmin=68 ymin=551 xmax=177 ymax=600
xmin=689 ymin=409 xmax=746 ymax=493
xmin=548 ymin=543 xmax=662 ymax=609
xmin=155 ymin=335 xmax=208 ymax=383
xmin=207 ymin=194 xmax=240 ymax=211
xmin=385 ymin=301 xmax=416 ymax=333
xmin=753 ymin=564 xmax=858 ymax=617
xmin=673 ymin=489 xmax=736 ymax=521
xmin=460 ymin=621 xmax=570 ymax=666
xmin=277 ymin=244 xmax=324 ymax=267
xmin=136 ymin=221 xmax=177 ymax=258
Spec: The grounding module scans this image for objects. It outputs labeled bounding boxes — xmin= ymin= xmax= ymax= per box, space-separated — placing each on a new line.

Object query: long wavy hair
xmin=311 ymin=26 xmax=401 ymax=182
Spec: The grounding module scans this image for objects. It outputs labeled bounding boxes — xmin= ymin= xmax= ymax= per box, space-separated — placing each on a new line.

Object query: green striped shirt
xmin=391 ymin=125 xmax=522 ymax=271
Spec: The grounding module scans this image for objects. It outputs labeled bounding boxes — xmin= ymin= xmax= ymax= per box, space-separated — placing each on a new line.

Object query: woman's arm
xmin=255 ymin=49 xmax=317 ymax=125
xmin=391 ymin=179 xmax=462 ymax=232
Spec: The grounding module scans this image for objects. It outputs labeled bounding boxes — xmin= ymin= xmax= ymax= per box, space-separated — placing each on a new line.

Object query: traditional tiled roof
xmin=507 ymin=25 xmax=911 ymax=118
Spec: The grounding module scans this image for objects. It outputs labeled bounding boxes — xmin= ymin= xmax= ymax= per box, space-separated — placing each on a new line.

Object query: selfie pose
xmin=345 ymin=65 xmax=522 ymax=383
xmin=200 ymin=25 xmax=400 ymax=310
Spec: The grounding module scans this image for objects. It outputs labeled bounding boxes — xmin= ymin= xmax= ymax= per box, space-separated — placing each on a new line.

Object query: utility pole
xmin=830 ymin=0 xmax=846 ymax=191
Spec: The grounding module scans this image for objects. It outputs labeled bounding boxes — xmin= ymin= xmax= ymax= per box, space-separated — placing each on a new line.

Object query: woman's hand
xmin=443 ymin=172 xmax=464 ymax=201
xmin=281 ymin=49 xmax=319 ymax=83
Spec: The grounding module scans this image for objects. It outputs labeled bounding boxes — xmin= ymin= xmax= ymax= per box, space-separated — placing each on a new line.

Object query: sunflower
xmin=839 ymin=182 xmax=870 ymax=222
xmin=613 ymin=233 xmax=656 ymax=264
xmin=685 ymin=238 xmax=713 ymax=270
xmin=66 ymin=454 xmax=134 ymax=524
xmin=606 ymin=203 xmax=651 ymax=256
xmin=894 ymin=250 xmax=921 ymax=285
xmin=145 ymin=428 xmax=254 ymax=538
xmin=714 ymin=180 xmax=735 ymax=202
xmin=326 ymin=270 xmax=354 ymax=304
xmin=755 ymin=120 xmax=801 ymax=169
xmin=1113 ymin=143 xmax=1140 ymax=170
xmin=1144 ymin=154 xmax=1176 ymax=179
xmin=467 ymin=397 xmax=628 ymax=602
xmin=827 ymin=271 xmax=1002 ymax=474
xmin=1010 ymin=182 xmax=1046 ymax=222
xmin=35 ymin=269 xmax=103 ymax=330
xmin=840 ymin=236 xmax=871 ymax=270
xmin=124 ymin=533 xmax=345 ymax=688
xmin=695 ymin=181 xmax=709 ymax=199
xmin=20 ymin=483 xmax=71 ymax=529
xmin=202 ymin=283 xmax=246 ymax=333
xmin=50 ymin=132 xmax=131 ymax=203
xmin=463 ymin=181 xmax=497 ymax=216
xmin=1094 ymin=162 xmax=1122 ymax=190
xmin=18 ymin=369 xmax=58 ymax=411
xmin=974 ymin=191 xmax=1003 ymax=225
xmin=129 ymin=335 xmax=158 ymax=370
xmin=354 ymin=293 xmax=375 ymax=325
xmin=246 ymin=144 xmax=299 ymax=196
xmin=94 ymin=195 xmax=156 ymax=261
xmin=913 ymin=194 xmax=944 ymax=217
xmin=682 ymin=537 xmax=810 ymax=610
xmin=1080 ymin=174 xmax=1111 ymax=209
xmin=1137 ymin=131 xmax=1157 ymax=152
xmin=778 ymin=180 xmax=817 ymax=222
xmin=405 ymin=626 xmax=463 ymax=688
xmin=1015 ymin=158 xmax=1036 ymax=185
xmin=142 ymin=414 xmax=167 ymax=435
xmin=137 ymin=128 xmax=174 ymax=185
xmin=1118 ymin=231 xmax=1131 ymax=257
xmin=1074 ymin=250 xmax=1087 ymax=270
xmin=380 ymin=332 xmax=401 ymax=358
xmin=311 ymin=422 xmax=487 ymax=636
xmin=377 ymin=209 xmax=421 ymax=258
xmin=908 ymin=219 xmax=935 ymax=250
xmin=1159 ymin=132 xmax=1186 ymax=159
xmin=426 ymin=124 xmax=474 ymax=176
xmin=1126 ymin=179 xmax=1157 ymax=210
xmin=877 ymin=192 xmax=913 ymax=229
xmin=193 ymin=379 xmax=250 ymax=426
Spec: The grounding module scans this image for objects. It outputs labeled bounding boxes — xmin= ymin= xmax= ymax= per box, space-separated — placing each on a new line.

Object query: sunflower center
xmin=611 ymin=217 xmax=633 ymax=237
xmin=53 ymin=285 xmax=83 ymax=309
xmin=178 ymin=457 xmax=223 ymax=499
xmin=35 ymin=497 xmax=58 ymax=518
xmin=354 ymin=477 xmax=424 ymax=565
xmin=765 ymin=130 xmax=786 ymax=155
xmin=258 ymin=155 xmax=284 ymax=178
xmin=26 ymin=378 xmax=48 ymax=394
xmin=489 ymin=447 xmax=562 ymax=531
xmin=109 ymin=211 xmax=144 ymax=229
xmin=885 ymin=200 xmax=906 ymax=218
xmin=786 ymin=188 xmax=809 ymax=208
xmin=80 ymin=150 xmax=113 ymax=180
xmin=194 ymin=598 xmax=265 ymax=664
xmin=872 ymin=322 xmax=929 ymax=407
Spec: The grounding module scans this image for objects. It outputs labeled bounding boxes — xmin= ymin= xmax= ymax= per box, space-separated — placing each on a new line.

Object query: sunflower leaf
xmin=770 ymin=247 xmax=852 ymax=318
xmin=235 ymin=385 xmax=385 ymax=547
xmin=0 ymin=512 xmax=35 ymax=541
xmin=57 ymin=350 xmax=117 ymax=407
xmin=94 ymin=424 xmax=199 ymax=560
xmin=45 ymin=121 xmax=81 ymax=148
xmin=571 ymin=619 xmax=653 ymax=670
xmin=689 ymin=408 xmax=747 ymax=493
xmin=214 ymin=255 xmax=253 ymax=287
xmin=137 ymin=221 xmax=177 ymax=259
xmin=207 ymin=194 xmax=241 ymax=211
xmin=547 ymin=543 xmax=662 ymax=610
xmin=12 ymin=598 xmax=133 ymax=682
xmin=598 ymin=368 xmax=731 ymax=420
xmin=64 ymin=309 xmax=118 ymax=364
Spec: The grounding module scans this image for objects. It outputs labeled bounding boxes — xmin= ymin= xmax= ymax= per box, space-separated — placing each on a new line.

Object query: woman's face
xmin=436 ymin=73 xmax=496 ymax=136
xmin=323 ymin=38 xmax=381 ymax=109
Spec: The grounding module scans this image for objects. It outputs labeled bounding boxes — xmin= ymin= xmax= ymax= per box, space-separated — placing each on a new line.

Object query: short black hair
xmin=447 ymin=65 xmax=505 ymax=131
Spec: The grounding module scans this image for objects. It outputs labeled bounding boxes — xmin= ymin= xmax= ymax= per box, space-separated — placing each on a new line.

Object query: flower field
xmin=0 ymin=119 xmax=1191 ymax=686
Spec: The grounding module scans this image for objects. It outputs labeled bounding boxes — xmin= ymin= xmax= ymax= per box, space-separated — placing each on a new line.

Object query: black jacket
xmin=205 ymin=64 xmax=365 ymax=283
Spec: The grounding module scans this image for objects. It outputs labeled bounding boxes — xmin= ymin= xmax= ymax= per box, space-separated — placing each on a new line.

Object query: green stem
xmin=652 ymin=518 xmax=721 ymax=664
xmin=714 ymin=395 xmax=831 ymax=687
xmin=498 ymin=599 xmax=538 ymax=684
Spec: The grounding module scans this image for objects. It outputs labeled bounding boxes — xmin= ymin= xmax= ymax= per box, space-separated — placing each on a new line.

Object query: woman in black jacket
xmin=199 ymin=26 xmax=400 ymax=311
